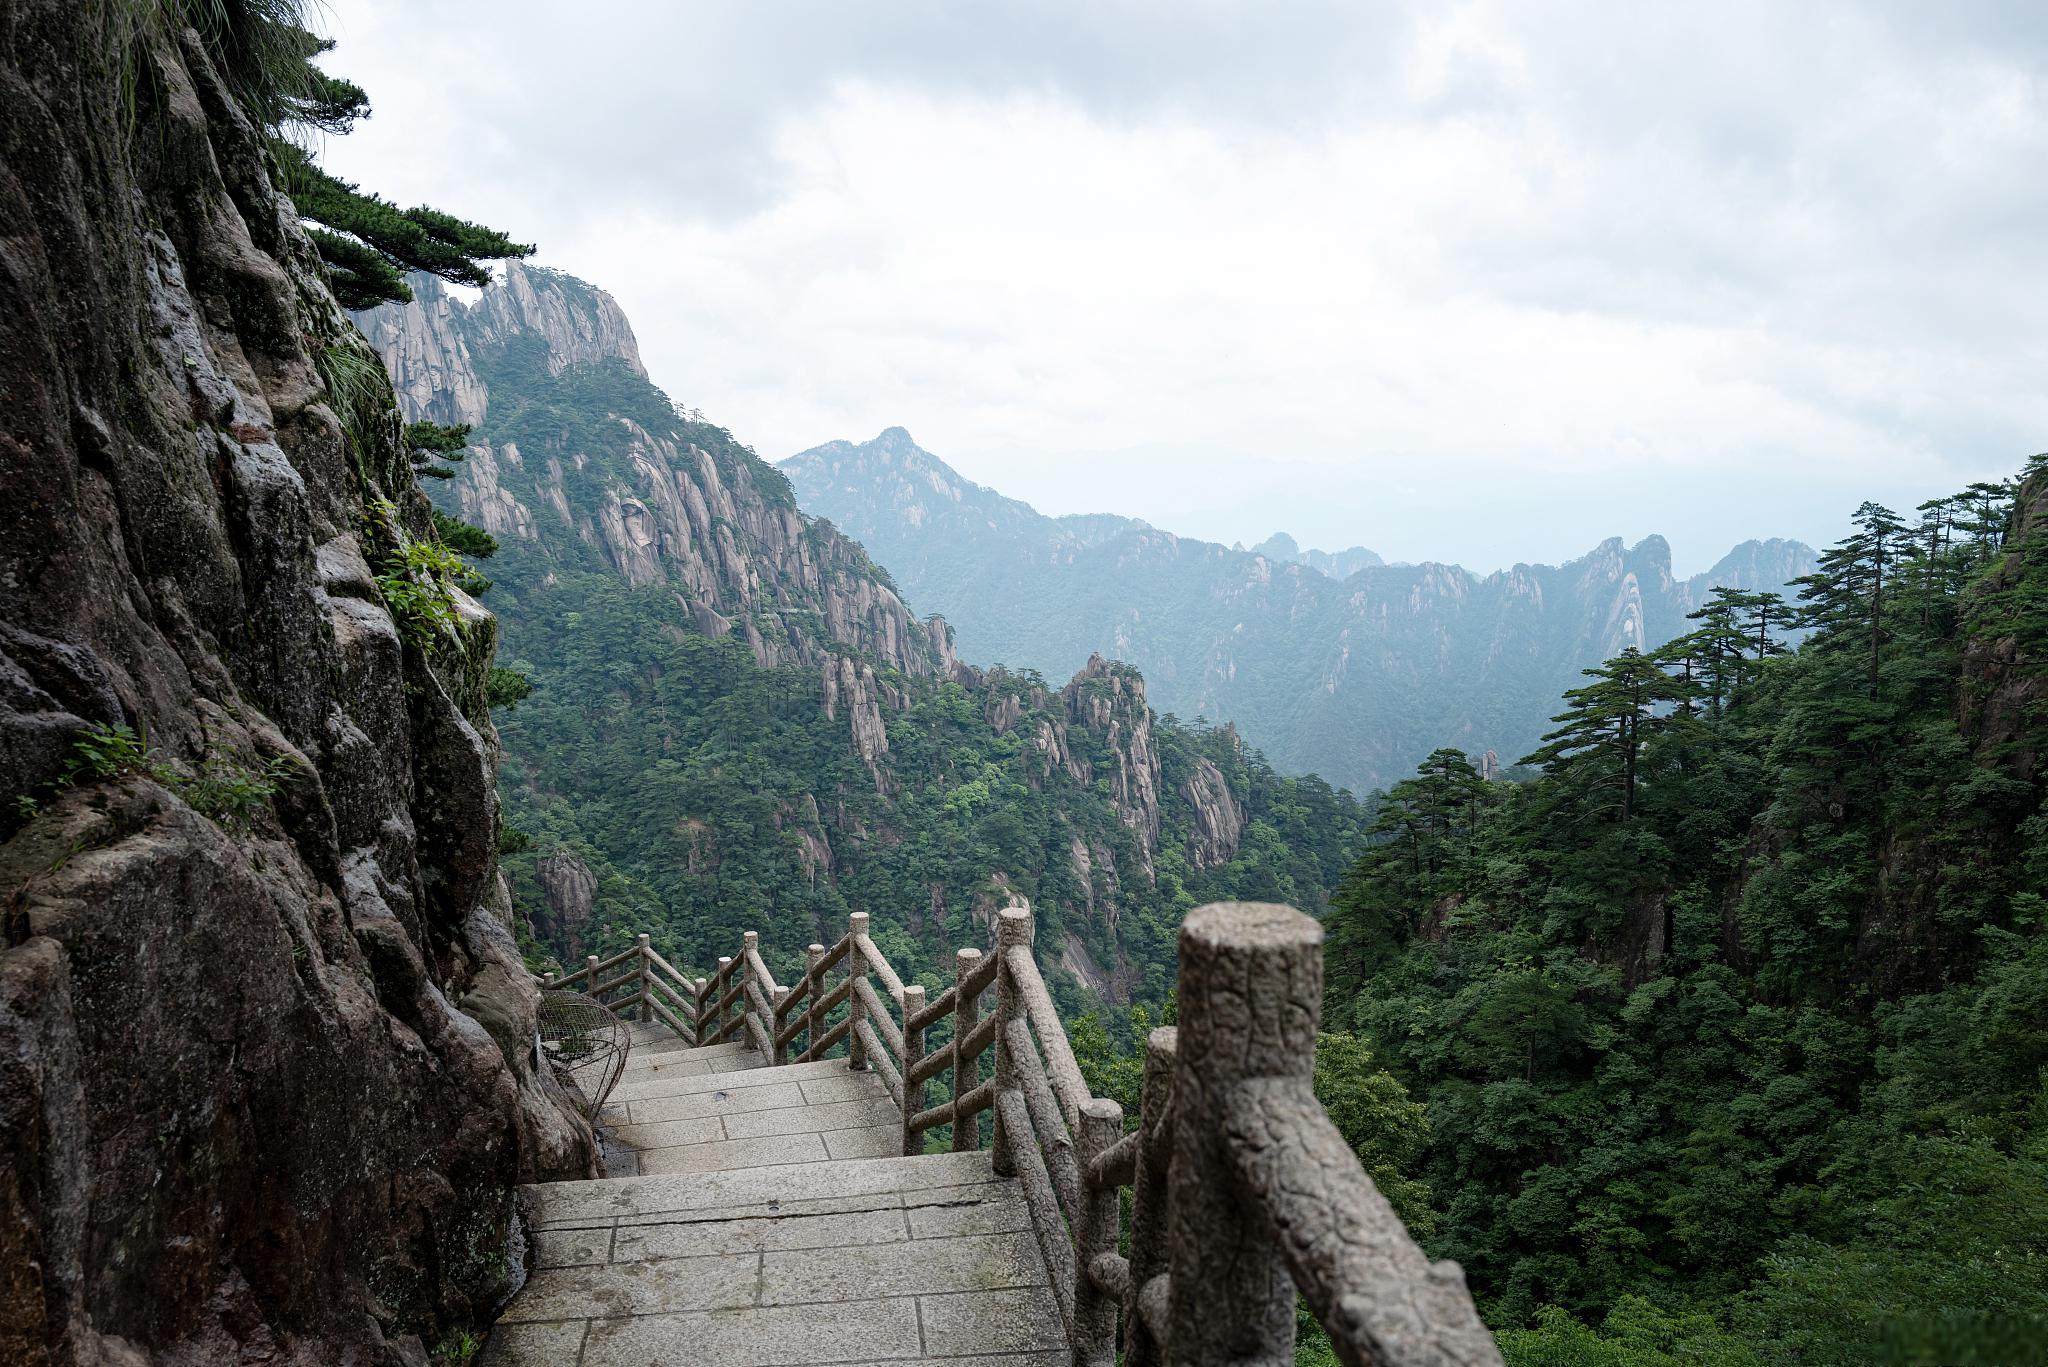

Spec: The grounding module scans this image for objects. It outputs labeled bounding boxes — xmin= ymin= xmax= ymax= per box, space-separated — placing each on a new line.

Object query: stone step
xmin=602 ymin=1058 xmax=899 ymax=1177
xmin=488 ymin=1151 xmax=1067 ymax=1366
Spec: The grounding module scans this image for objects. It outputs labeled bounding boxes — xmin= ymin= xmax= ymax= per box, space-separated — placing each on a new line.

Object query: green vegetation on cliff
xmin=398 ymin=315 xmax=1367 ymax=1022
xmin=1323 ymin=462 xmax=2048 ymax=1362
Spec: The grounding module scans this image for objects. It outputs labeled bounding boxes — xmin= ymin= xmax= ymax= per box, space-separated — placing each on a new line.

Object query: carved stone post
xmin=636 ymin=934 xmax=652 ymax=1024
xmin=989 ymin=904 xmax=1032 ymax=1177
xmin=716 ymin=956 xmax=733 ymax=1044
xmin=1166 ymin=903 xmax=1322 ymax=1367
xmin=804 ymin=943 xmax=825 ymax=1060
xmin=773 ymin=985 xmax=791 ymax=1064
xmin=951 ymin=946 xmax=983 ymax=1151
xmin=1075 ymin=1096 xmax=1125 ymax=1366
xmin=585 ymin=955 xmax=599 ymax=999
xmin=847 ymin=912 xmax=871 ymax=1071
xmin=900 ymin=983 xmax=926 ymax=1155
xmin=693 ymin=977 xmax=709 ymax=1045
xmin=742 ymin=931 xmax=762 ymax=1053
xmin=1126 ymin=1026 xmax=1178 ymax=1367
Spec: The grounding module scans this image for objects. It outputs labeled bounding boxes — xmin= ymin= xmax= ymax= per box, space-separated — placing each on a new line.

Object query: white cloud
xmin=318 ymin=0 xmax=2048 ymax=572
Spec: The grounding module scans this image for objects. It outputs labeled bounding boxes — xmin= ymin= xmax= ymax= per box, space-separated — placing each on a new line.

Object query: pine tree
xmin=1519 ymin=648 xmax=1692 ymax=823
xmin=207 ymin=12 xmax=535 ymax=309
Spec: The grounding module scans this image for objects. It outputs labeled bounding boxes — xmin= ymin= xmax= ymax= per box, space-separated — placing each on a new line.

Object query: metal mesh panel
xmin=537 ymin=990 xmax=631 ymax=1115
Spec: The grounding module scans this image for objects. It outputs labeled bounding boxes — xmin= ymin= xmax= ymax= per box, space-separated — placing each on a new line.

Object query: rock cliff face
xmin=353 ymin=265 xmax=645 ymax=428
xmin=0 ymin=9 xmax=592 ymax=1364
xmin=534 ymin=850 xmax=600 ymax=955
xmin=358 ymin=278 xmax=954 ymax=684
xmin=783 ymin=428 xmax=1820 ymax=791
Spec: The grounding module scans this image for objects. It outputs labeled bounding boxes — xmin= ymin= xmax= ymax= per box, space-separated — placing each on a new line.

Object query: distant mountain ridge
xmin=782 ymin=428 xmax=1818 ymax=792
xmin=1246 ymin=531 xmax=1385 ymax=579
xmin=352 ymin=271 xmax=1367 ymax=1013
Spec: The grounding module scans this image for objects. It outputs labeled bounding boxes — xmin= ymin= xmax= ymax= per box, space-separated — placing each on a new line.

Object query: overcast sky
xmin=318 ymin=1 xmax=2047 ymax=574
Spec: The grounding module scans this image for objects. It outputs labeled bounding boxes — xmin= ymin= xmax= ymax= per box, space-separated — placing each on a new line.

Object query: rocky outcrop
xmin=1181 ymin=757 xmax=1247 ymax=868
xmin=0 ymin=9 xmax=592 ymax=1363
xmin=356 ymin=281 xmax=953 ymax=687
xmin=534 ymin=850 xmax=599 ymax=955
xmin=823 ymin=656 xmax=891 ymax=783
xmin=1064 ymin=656 xmax=1164 ymax=871
xmin=352 ymin=264 xmax=645 ymax=428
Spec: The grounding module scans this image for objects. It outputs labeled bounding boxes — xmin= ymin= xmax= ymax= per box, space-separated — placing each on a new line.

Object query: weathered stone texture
xmin=0 ymin=7 xmax=594 ymax=1362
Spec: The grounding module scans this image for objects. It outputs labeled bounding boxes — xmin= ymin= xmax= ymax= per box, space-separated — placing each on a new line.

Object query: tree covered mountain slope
xmin=355 ymin=270 xmax=1363 ymax=1015
xmin=1325 ymin=469 xmax=2048 ymax=1362
xmin=782 ymin=427 xmax=1817 ymax=793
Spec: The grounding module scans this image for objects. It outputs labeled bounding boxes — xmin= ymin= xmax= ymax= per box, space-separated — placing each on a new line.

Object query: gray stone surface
xmin=638 ymin=1131 xmax=829 ymax=1175
xmin=721 ymin=1096 xmax=898 ymax=1139
xmin=479 ymin=1319 xmax=588 ymax=1365
xmin=613 ymin=1205 xmax=906 ymax=1261
xmin=920 ymin=1287 xmax=1071 ymax=1355
xmin=760 ymin=1232 xmax=1046 ymax=1306
xmin=580 ymin=1299 xmax=922 ymax=1366
xmin=498 ymin=1250 xmax=759 ymax=1321
xmin=905 ymin=1191 xmax=1031 ymax=1240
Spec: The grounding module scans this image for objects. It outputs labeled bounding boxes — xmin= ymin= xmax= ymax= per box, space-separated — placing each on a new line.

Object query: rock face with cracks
xmin=0 ymin=6 xmax=595 ymax=1364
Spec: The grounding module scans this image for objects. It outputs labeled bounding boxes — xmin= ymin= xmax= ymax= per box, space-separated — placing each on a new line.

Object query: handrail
xmin=548 ymin=897 xmax=1498 ymax=1366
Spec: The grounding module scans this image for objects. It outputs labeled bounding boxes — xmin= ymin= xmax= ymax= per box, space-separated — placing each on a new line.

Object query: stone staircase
xmin=486 ymin=1023 xmax=1065 ymax=1365
xmin=485 ymin=904 xmax=1506 ymax=1367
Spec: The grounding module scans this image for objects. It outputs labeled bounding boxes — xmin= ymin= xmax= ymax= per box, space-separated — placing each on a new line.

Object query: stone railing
xmin=552 ymin=903 xmax=1503 ymax=1367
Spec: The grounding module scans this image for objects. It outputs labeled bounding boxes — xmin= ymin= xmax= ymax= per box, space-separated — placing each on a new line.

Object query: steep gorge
xmin=354 ymin=270 xmax=1365 ymax=1013
xmin=1 ymin=8 xmax=592 ymax=1363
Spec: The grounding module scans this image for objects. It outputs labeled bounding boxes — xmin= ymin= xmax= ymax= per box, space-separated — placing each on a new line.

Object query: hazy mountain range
xmin=783 ymin=428 xmax=1817 ymax=792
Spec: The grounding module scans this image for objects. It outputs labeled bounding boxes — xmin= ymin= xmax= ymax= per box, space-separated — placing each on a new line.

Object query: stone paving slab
xmin=610 ymin=1056 xmax=856 ymax=1104
xmin=500 ymin=1250 xmax=760 ymax=1323
xmin=493 ymin=1138 xmax=1066 ymax=1366
xmin=610 ymin=1205 xmax=906 ymax=1262
xmin=579 ymin=1298 xmax=922 ymax=1366
xmin=760 ymin=1232 xmax=1045 ymax=1306
xmin=720 ymin=1096 xmax=898 ymax=1140
xmin=525 ymin=1149 xmax=1002 ymax=1226
xmin=638 ymin=1131 xmax=830 ymax=1176
xmin=823 ymin=1126 xmax=903 ymax=1160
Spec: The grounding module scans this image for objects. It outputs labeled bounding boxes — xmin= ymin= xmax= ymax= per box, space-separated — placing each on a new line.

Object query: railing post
xmin=847 ymin=912 xmax=870 ymax=1072
xmin=716 ymin=957 xmax=733 ymax=1044
xmin=693 ymin=977 xmax=709 ymax=1045
xmin=742 ymin=931 xmax=762 ymax=1053
xmin=900 ymin=983 xmax=926 ymax=1155
xmin=585 ymin=955 xmax=599 ymax=1000
xmin=803 ymin=943 xmax=825 ymax=1061
xmin=1075 ymin=1097 xmax=1125 ymax=1367
xmin=1125 ymin=1027 xmax=1177 ymax=1367
xmin=989 ymin=903 xmax=1033 ymax=1177
xmin=773 ymin=985 xmax=791 ymax=1065
xmin=1166 ymin=903 xmax=1321 ymax=1367
xmin=951 ymin=946 xmax=983 ymax=1152
xmin=636 ymin=934 xmax=652 ymax=1024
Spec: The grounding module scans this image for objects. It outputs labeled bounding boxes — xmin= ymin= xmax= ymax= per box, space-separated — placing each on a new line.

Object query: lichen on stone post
xmin=742 ymin=930 xmax=762 ymax=1053
xmin=715 ymin=957 xmax=733 ymax=1044
xmin=1125 ymin=1026 xmax=1178 ymax=1367
xmin=951 ymin=946 xmax=983 ymax=1151
xmin=635 ymin=934 xmax=652 ymax=1025
xmin=804 ymin=943 xmax=825 ymax=1060
xmin=847 ymin=912 xmax=871 ymax=1071
xmin=1074 ymin=1096 xmax=1125 ymax=1366
xmin=900 ymin=983 xmax=926 ymax=1154
xmin=989 ymin=904 xmax=1033 ymax=1177
xmin=1166 ymin=902 xmax=1321 ymax=1367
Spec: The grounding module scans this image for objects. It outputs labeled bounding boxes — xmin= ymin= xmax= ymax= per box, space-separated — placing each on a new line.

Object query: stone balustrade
xmin=547 ymin=902 xmax=1503 ymax=1366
